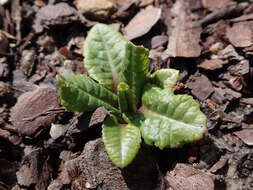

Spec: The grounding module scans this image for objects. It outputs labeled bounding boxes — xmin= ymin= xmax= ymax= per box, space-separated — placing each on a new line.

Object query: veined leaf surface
xmin=126 ymin=84 xmax=207 ymax=149
xmin=120 ymin=42 xmax=149 ymax=111
xmin=148 ymin=69 xmax=179 ymax=89
xmin=57 ymin=75 xmax=120 ymax=115
xmin=102 ymin=115 xmax=141 ymax=168
xmin=117 ymin=82 xmax=131 ymax=113
xmin=83 ymin=23 xmax=126 ymax=92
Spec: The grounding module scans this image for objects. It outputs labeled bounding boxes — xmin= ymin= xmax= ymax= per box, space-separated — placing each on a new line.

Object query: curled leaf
xmin=148 ymin=69 xmax=179 ymax=89
xmin=120 ymin=42 xmax=149 ymax=112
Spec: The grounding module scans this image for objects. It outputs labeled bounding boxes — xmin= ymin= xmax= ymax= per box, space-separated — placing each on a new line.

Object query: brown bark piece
xmin=209 ymin=156 xmax=228 ymax=173
xmin=16 ymin=147 xmax=52 ymax=190
xmin=65 ymin=138 xmax=158 ymax=190
xmin=227 ymin=60 xmax=250 ymax=76
xmin=202 ymin=0 xmax=234 ymax=11
xmin=124 ymin=6 xmax=161 ymax=40
xmin=66 ymin=107 xmax=109 ymax=137
xmin=199 ymin=3 xmax=248 ymax=26
xmin=151 ymin=35 xmax=168 ymax=49
xmin=226 ymin=21 xmax=253 ymax=48
xmin=230 ymin=13 xmax=253 ymax=23
xmin=139 ymin=0 xmax=154 ymax=8
xmin=65 ymin=138 xmax=129 ymax=190
xmin=0 ymin=58 xmax=9 ymax=78
xmin=115 ymin=0 xmax=137 ymax=7
xmin=224 ymin=88 xmax=242 ymax=100
xmin=234 ymin=125 xmax=253 ymax=146
xmin=12 ymin=70 xmax=38 ymax=98
xmin=20 ymin=50 xmax=36 ymax=77
xmin=165 ymin=163 xmax=214 ymax=190
xmin=0 ymin=81 xmax=11 ymax=99
xmin=228 ymin=77 xmax=243 ymax=91
xmin=0 ymin=30 xmax=8 ymax=53
xmin=165 ymin=0 xmax=202 ymax=58
xmin=198 ymin=59 xmax=225 ymax=71
xmin=74 ymin=0 xmax=117 ymax=20
xmin=211 ymin=87 xmax=226 ymax=105
xmin=36 ymin=3 xmax=80 ymax=26
xmin=241 ymin=98 xmax=253 ymax=106
xmin=10 ymin=85 xmax=60 ymax=137
xmin=218 ymin=44 xmax=244 ymax=62
xmin=0 ymin=128 xmax=10 ymax=139
xmin=47 ymin=180 xmax=63 ymax=190
xmin=187 ymin=75 xmax=214 ymax=101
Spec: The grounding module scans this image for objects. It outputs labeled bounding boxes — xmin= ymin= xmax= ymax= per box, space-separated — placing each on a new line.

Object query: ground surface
xmin=0 ymin=0 xmax=253 ymax=189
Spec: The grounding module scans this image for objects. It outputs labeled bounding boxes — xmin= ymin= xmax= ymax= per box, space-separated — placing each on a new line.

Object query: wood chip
xmin=198 ymin=59 xmax=225 ymax=71
xmin=234 ymin=125 xmax=253 ymax=146
xmin=230 ymin=13 xmax=253 ymax=23
xmin=209 ymin=156 xmax=228 ymax=173
xmin=165 ymin=0 xmax=201 ymax=58
xmin=115 ymin=0 xmax=137 ymax=7
xmin=211 ymin=87 xmax=226 ymax=105
xmin=187 ymin=75 xmax=214 ymax=101
xmin=139 ymin=0 xmax=154 ymax=8
xmin=16 ymin=147 xmax=52 ymax=189
xmin=65 ymin=139 xmax=158 ymax=190
xmin=0 ymin=58 xmax=9 ymax=78
xmin=124 ymin=6 xmax=161 ymax=40
xmin=74 ymin=0 xmax=117 ymax=20
xmin=224 ymin=88 xmax=242 ymax=100
xmin=10 ymin=85 xmax=61 ymax=137
xmin=199 ymin=3 xmax=248 ymax=26
xmin=165 ymin=163 xmax=214 ymax=190
xmin=151 ymin=35 xmax=168 ymax=49
xmin=218 ymin=44 xmax=244 ymax=62
xmin=241 ymin=98 xmax=253 ymax=106
xmin=0 ymin=30 xmax=8 ymax=53
xmin=202 ymin=0 xmax=234 ymax=11
xmin=227 ymin=60 xmax=250 ymax=76
xmin=36 ymin=3 xmax=80 ymax=27
xmin=226 ymin=21 xmax=253 ymax=48
xmin=228 ymin=77 xmax=243 ymax=91
xmin=66 ymin=107 xmax=109 ymax=137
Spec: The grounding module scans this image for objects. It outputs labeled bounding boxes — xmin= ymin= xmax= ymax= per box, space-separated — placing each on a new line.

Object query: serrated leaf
xmin=83 ymin=23 xmax=126 ymax=92
xmin=148 ymin=69 xmax=179 ymax=89
xmin=102 ymin=115 xmax=141 ymax=168
xmin=57 ymin=74 xmax=121 ymax=115
xmin=126 ymin=84 xmax=207 ymax=149
xmin=120 ymin=42 xmax=149 ymax=112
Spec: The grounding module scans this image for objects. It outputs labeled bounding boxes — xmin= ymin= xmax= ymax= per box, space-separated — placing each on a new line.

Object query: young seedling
xmin=57 ymin=24 xmax=207 ymax=168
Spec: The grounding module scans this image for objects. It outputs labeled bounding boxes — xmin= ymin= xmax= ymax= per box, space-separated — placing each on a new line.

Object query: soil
xmin=0 ymin=0 xmax=253 ymax=190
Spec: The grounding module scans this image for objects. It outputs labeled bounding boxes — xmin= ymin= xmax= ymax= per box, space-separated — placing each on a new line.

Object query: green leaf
xmin=57 ymin=74 xmax=121 ymax=115
xmin=126 ymin=84 xmax=207 ymax=149
xmin=117 ymin=82 xmax=131 ymax=113
xmin=148 ymin=69 xmax=179 ymax=89
xmin=83 ymin=23 xmax=126 ymax=92
xmin=120 ymin=42 xmax=149 ymax=112
xmin=102 ymin=115 xmax=141 ymax=168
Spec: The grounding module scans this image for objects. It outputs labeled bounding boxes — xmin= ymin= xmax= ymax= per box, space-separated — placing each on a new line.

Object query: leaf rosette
xmin=57 ymin=23 xmax=207 ymax=168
